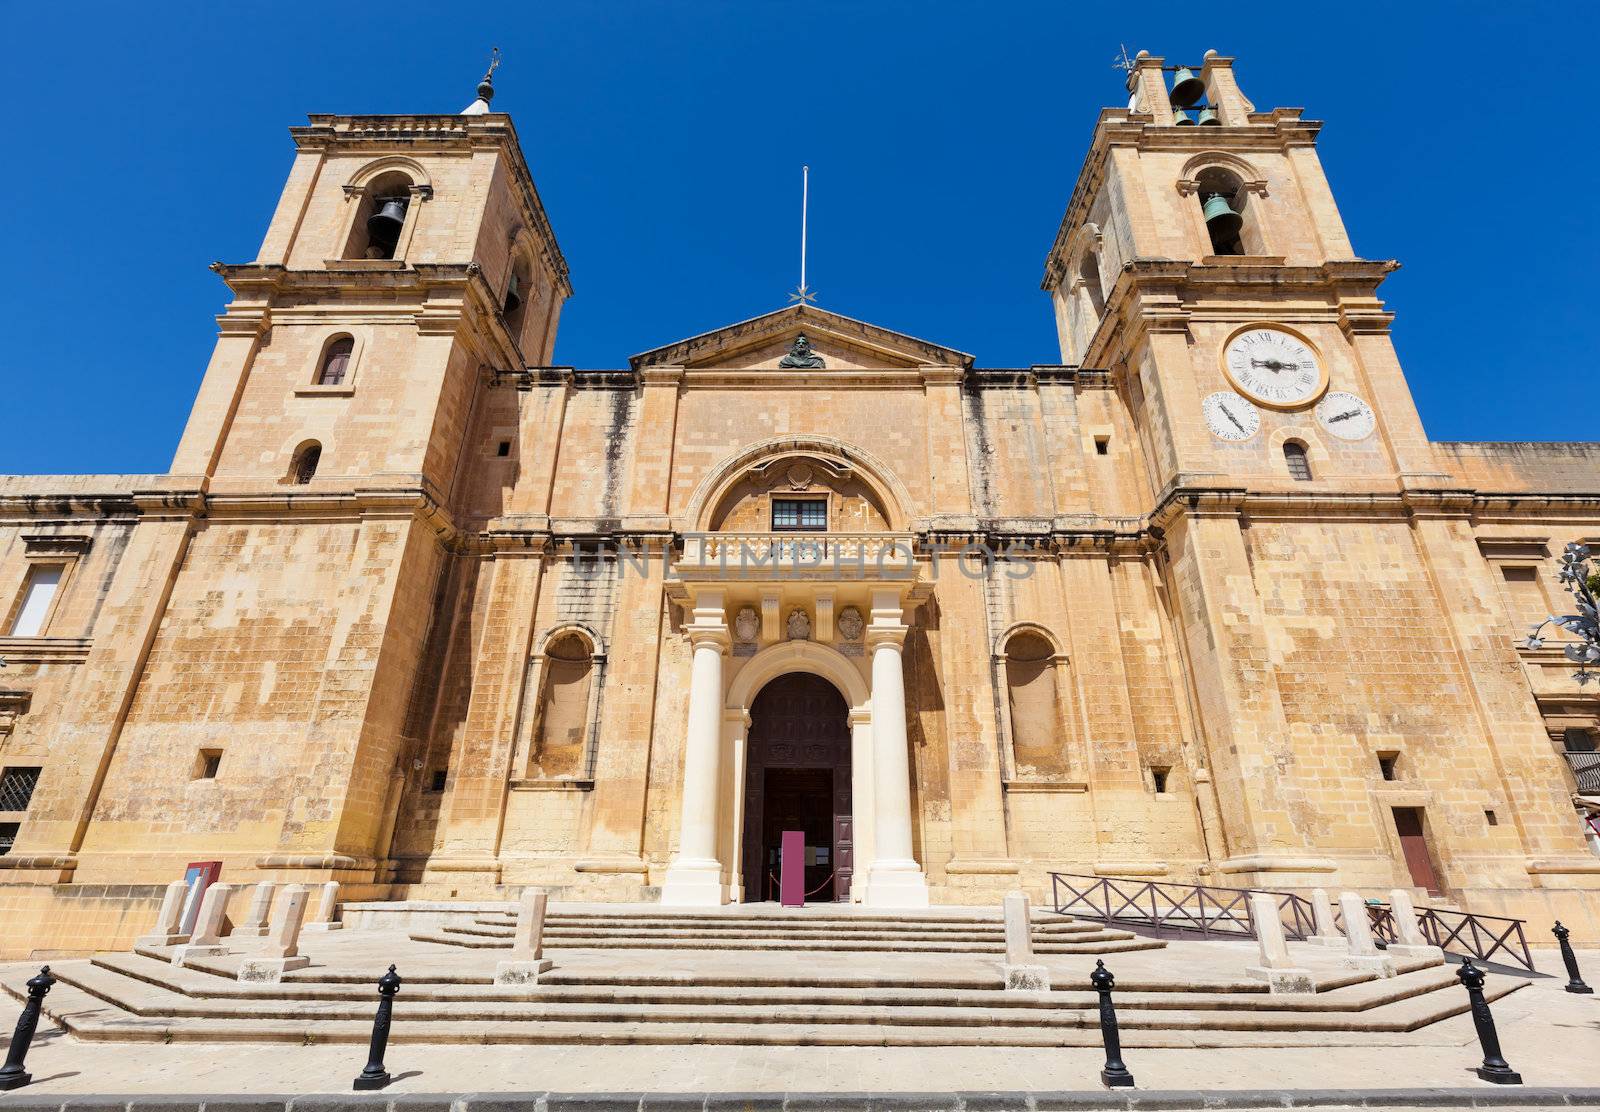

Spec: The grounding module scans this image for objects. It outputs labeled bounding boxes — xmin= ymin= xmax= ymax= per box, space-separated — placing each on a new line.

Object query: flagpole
xmin=800 ymin=165 xmax=809 ymax=295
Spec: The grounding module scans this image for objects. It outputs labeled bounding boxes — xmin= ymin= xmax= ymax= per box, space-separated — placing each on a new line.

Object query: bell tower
xmin=1041 ymin=49 xmax=1443 ymax=494
xmin=1038 ymin=51 xmax=1596 ymax=900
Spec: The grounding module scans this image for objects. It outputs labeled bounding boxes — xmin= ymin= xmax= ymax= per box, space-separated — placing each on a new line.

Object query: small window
xmin=1283 ymin=441 xmax=1313 ymax=481
xmin=1501 ymin=566 xmax=1537 ymax=584
xmin=0 ymin=767 xmax=42 ymax=811
xmin=1094 ymin=436 xmax=1110 ymax=456
xmin=429 ymin=769 xmax=448 ymax=792
xmin=1484 ymin=809 xmax=1499 ymax=827
xmin=1150 ymin=766 xmax=1171 ymax=794
xmin=496 ymin=440 xmax=511 ymax=458
xmin=1378 ymin=752 xmax=1399 ymax=781
xmin=8 ymin=564 xmax=64 ymax=637
xmin=772 ymin=498 xmax=827 ymax=532
xmin=0 ymin=823 xmax=17 ymax=856
xmin=318 ymin=337 xmax=354 ymax=386
xmin=194 ymin=749 xmax=222 ymax=780
xmin=289 ymin=442 xmax=321 ymax=485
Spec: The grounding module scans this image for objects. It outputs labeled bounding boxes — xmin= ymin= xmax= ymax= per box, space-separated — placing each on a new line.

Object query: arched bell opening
xmin=1195 ymin=166 xmax=1264 ymax=256
xmin=740 ymin=672 xmax=853 ymax=903
xmin=344 ymin=170 xmax=416 ymax=260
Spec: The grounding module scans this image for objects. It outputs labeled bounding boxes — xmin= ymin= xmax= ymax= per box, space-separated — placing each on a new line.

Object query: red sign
xmin=779 ymin=830 xmax=805 ymax=907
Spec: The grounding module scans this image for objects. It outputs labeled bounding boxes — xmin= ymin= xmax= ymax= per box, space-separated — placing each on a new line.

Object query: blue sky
xmin=1 ymin=2 xmax=1592 ymax=474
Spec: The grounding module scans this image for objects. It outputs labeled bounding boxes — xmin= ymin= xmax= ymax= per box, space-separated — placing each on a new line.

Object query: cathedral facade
xmin=2 ymin=54 xmax=1598 ymax=956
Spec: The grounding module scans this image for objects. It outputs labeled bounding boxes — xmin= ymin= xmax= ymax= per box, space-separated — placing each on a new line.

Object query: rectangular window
xmin=194 ymin=749 xmax=222 ymax=780
xmin=8 ymin=564 xmax=64 ymax=637
xmin=0 ymin=767 xmax=41 ymax=811
xmin=1150 ymin=766 xmax=1171 ymax=794
xmin=1377 ymin=753 xmax=1399 ymax=781
xmin=0 ymin=823 xmax=17 ymax=856
xmin=771 ymin=498 xmax=827 ymax=532
xmin=430 ymin=769 xmax=448 ymax=792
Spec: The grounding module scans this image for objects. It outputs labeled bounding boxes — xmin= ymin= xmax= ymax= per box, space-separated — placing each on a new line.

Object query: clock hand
xmin=1328 ymin=409 xmax=1361 ymax=423
xmin=1224 ymin=408 xmax=1247 ymax=434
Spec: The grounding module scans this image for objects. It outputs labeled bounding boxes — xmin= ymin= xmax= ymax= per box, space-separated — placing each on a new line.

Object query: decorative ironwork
xmin=0 ymin=768 xmax=40 ymax=812
xmin=1563 ymin=750 xmax=1600 ymax=794
xmin=1525 ymin=542 xmax=1600 ymax=685
xmin=1090 ymin=960 xmax=1134 ymax=1088
xmin=778 ymin=334 xmax=826 ymax=369
xmin=1365 ymin=901 xmax=1533 ymax=972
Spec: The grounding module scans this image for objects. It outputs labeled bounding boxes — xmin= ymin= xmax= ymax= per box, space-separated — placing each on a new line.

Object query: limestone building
xmin=3 ymin=54 xmax=1598 ymax=955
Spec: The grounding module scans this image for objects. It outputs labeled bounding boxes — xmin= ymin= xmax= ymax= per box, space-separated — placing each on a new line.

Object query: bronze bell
xmin=1196 ymin=105 xmax=1220 ymax=126
xmin=1202 ymin=193 xmax=1244 ymax=237
xmin=1169 ymin=66 xmax=1205 ymax=107
xmin=366 ymin=197 xmax=408 ymax=251
xmin=1173 ymin=108 xmax=1195 ymax=126
xmin=503 ymin=272 xmax=523 ymax=316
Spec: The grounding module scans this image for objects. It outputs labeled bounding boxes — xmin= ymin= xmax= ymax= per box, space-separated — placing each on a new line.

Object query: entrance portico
xmin=661 ymin=579 xmax=931 ymax=909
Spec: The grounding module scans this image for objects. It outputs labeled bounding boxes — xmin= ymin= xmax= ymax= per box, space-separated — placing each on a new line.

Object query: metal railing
xmin=1564 ymin=750 xmax=1600 ymax=794
xmin=1048 ymin=873 xmax=1316 ymax=941
xmin=1050 ymin=871 xmax=1536 ymax=973
xmin=1365 ymin=903 xmax=1534 ymax=972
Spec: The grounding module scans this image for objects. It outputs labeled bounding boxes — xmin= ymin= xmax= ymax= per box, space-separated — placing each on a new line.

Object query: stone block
xmin=494 ymin=958 xmax=554 ymax=984
xmin=237 ymin=956 xmax=310 ymax=983
xmin=1002 ymin=963 xmax=1050 ymax=991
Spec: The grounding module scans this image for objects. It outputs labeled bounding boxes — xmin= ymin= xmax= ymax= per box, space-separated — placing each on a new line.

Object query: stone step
xmin=7 ymin=961 xmax=1521 ymax=1049
xmin=409 ymin=929 xmax=1162 ymax=955
xmin=498 ymin=914 xmax=1107 ymax=934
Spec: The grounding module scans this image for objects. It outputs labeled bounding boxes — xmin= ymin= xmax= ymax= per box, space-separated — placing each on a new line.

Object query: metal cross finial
xmin=477 ymin=47 xmax=502 ymax=102
xmin=1112 ymin=44 xmax=1136 ymax=74
xmin=484 ymin=46 xmax=502 ymax=84
xmin=788 ymin=165 xmax=817 ymax=304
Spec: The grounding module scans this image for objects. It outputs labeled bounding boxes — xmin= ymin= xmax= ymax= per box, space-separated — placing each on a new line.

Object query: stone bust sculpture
xmin=778 ymin=333 xmax=826 ymax=369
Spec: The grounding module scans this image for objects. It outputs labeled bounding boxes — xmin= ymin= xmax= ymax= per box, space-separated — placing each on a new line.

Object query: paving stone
xmin=544 ymin=1095 xmax=644 ymax=1111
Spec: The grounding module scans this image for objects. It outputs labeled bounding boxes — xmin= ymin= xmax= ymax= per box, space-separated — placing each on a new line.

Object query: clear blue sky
xmin=1 ymin=2 xmax=1592 ymax=475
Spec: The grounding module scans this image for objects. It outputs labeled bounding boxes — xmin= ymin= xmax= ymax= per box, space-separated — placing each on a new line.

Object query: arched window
xmin=1078 ymin=252 xmax=1106 ymax=318
xmin=1283 ymin=440 xmax=1312 ymax=481
xmin=1004 ymin=630 xmax=1070 ymax=777
xmin=1195 ymin=166 xmax=1253 ymax=256
xmin=317 ymin=336 xmax=354 ymax=386
xmin=503 ymin=259 xmax=531 ymax=338
xmin=527 ymin=633 xmax=596 ymax=779
xmin=288 ymin=442 xmax=321 ymax=485
xmin=344 ymin=171 xmax=414 ymax=260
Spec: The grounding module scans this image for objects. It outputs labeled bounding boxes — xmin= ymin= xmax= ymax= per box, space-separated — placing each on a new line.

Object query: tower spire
xmin=462 ymin=47 xmax=502 ymax=115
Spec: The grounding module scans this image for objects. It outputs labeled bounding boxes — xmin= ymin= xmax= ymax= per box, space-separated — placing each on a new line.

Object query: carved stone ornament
xmin=734 ymin=606 xmax=760 ymax=644
xmin=778 ymin=333 xmax=826 ymax=369
xmin=785 ymin=463 xmax=815 ymax=490
xmin=836 ymin=606 xmax=864 ymax=642
xmin=786 ymin=608 xmax=812 ymax=641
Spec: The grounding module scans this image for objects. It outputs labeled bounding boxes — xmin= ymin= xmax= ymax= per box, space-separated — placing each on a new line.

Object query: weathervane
xmin=787 ymin=165 xmax=817 ymax=304
xmin=1112 ymin=44 xmax=1136 ymax=74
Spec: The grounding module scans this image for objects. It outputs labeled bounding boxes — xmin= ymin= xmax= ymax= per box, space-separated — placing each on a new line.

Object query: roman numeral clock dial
xmin=1221 ymin=327 xmax=1328 ymax=409
xmin=1202 ymin=392 xmax=1260 ymax=442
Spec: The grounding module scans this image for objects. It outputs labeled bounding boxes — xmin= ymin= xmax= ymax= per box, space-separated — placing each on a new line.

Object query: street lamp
xmin=1526 ymin=543 xmax=1600 ymax=685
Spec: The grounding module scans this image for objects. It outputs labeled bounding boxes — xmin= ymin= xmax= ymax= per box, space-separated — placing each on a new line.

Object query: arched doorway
xmin=741 ymin=673 xmax=853 ymax=902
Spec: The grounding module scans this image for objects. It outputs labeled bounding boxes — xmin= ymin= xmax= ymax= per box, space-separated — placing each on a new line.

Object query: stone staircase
xmin=1 ymin=941 xmax=1524 ymax=1049
xmin=409 ymin=906 xmax=1161 ymax=954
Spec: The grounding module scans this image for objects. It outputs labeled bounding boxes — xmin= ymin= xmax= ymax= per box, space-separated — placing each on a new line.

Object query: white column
xmin=662 ymin=593 xmax=731 ymax=906
xmin=849 ymin=706 xmax=874 ymax=904
xmin=863 ymin=590 xmax=929 ymax=908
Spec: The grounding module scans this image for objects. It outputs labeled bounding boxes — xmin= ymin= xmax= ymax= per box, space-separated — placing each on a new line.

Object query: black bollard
xmin=352 ymin=964 xmax=402 ymax=1091
xmin=0 ymin=966 xmax=57 ymax=1091
xmin=1455 ymin=959 xmax=1521 ymax=1085
xmin=1552 ymin=922 xmax=1594 ymax=995
xmin=1090 ymin=959 xmax=1134 ymax=1089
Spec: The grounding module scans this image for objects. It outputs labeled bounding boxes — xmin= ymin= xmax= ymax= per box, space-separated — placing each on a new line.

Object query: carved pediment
xmin=628 ymin=304 xmax=971 ymax=372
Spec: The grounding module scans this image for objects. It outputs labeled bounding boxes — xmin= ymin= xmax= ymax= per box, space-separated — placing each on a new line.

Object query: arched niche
xmin=683 ymin=436 xmax=914 ymax=534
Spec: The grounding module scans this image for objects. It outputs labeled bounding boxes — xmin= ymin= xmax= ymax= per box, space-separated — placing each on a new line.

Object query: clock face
xmin=1202 ymin=391 xmax=1260 ymax=442
xmin=1315 ymin=391 xmax=1376 ymax=441
xmin=1222 ymin=327 xmax=1326 ymax=409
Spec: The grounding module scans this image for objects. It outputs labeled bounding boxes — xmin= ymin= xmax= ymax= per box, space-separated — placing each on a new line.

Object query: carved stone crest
xmin=836 ymin=606 xmax=864 ymax=642
xmin=734 ymin=606 xmax=760 ymax=644
xmin=786 ymin=608 xmax=812 ymax=641
xmin=785 ymin=463 xmax=814 ymax=490
xmin=778 ymin=333 xmax=826 ymax=369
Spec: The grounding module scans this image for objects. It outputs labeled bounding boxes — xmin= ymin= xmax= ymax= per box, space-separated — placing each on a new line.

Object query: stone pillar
xmin=238 ymin=884 xmax=311 ymax=983
xmin=302 ymin=881 xmax=342 ymax=931
xmin=1338 ymin=892 xmax=1396 ymax=978
xmin=1001 ymin=891 xmax=1048 ymax=991
xmin=232 ymin=883 xmax=277 ymax=939
xmin=1385 ymin=889 xmax=1444 ymax=966
xmin=661 ymin=593 xmax=730 ymax=906
xmin=172 ymin=883 xmax=234 ymax=966
xmin=137 ymin=880 xmax=190 ymax=948
xmin=863 ymin=589 xmax=929 ymax=908
xmin=496 ymin=887 xmax=555 ymax=985
xmin=1244 ymin=892 xmax=1314 ymax=994
xmin=1307 ymin=888 xmax=1345 ymax=947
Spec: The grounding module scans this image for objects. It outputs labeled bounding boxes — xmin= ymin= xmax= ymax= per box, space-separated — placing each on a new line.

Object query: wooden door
xmin=1392 ymin=807 xmax=1442 ymax=895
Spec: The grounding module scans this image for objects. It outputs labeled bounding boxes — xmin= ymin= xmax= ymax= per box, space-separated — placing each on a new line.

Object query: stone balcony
xmin=675 ymin=531 xmax=917 ymax=582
